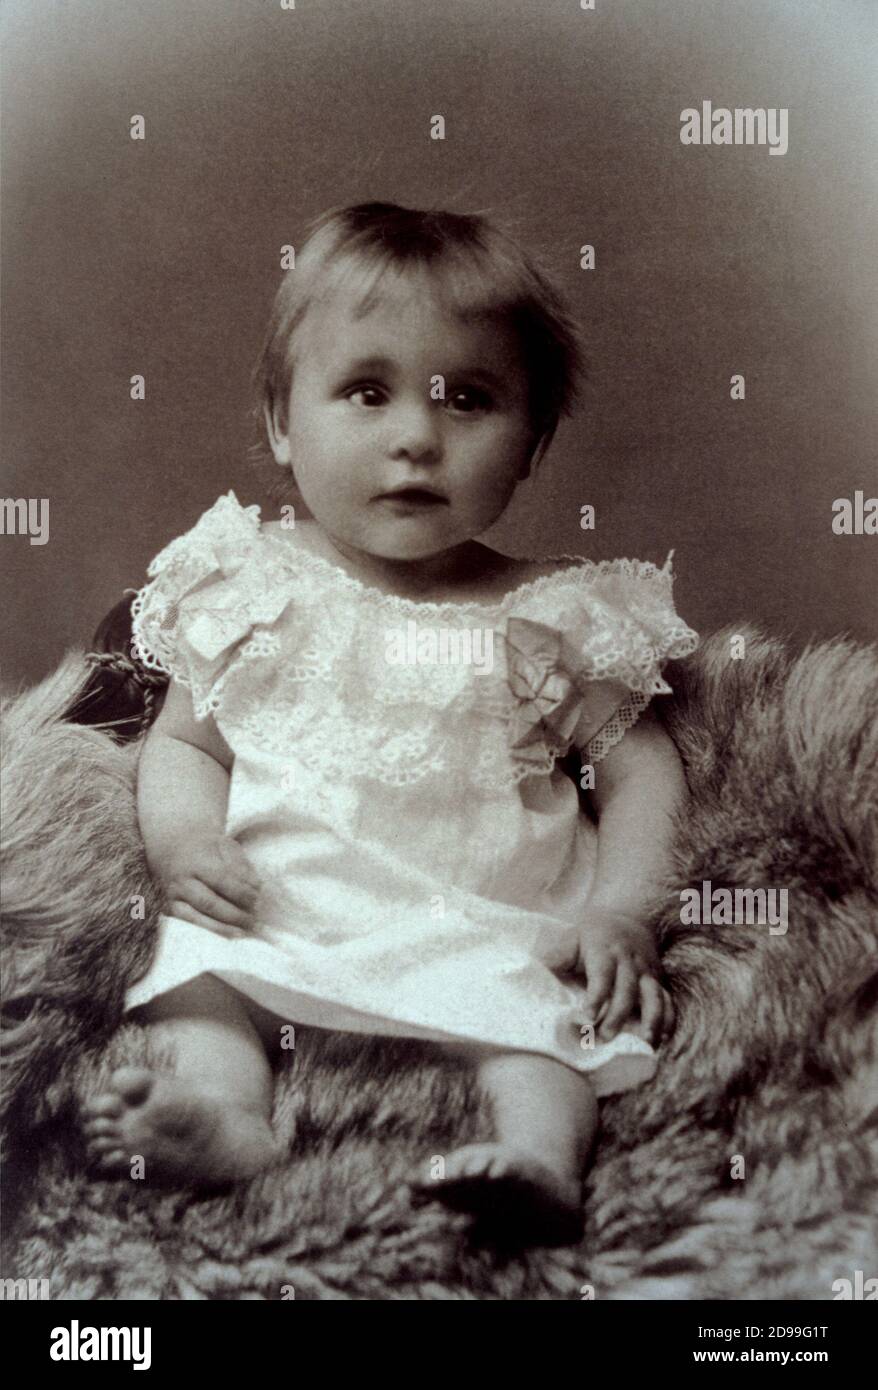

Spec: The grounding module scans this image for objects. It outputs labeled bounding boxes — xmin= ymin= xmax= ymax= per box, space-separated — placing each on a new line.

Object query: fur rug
xmin=1 ymin=626 xmax=877 ymax=1300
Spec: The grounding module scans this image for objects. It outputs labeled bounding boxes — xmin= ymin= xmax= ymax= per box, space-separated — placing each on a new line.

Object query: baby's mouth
xmin=376 ymin=488 xmax=449 ymax=508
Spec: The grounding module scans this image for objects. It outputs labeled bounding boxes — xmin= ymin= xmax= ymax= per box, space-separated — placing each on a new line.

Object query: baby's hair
xmin=251 ymin=202 xmax=585 ymax=496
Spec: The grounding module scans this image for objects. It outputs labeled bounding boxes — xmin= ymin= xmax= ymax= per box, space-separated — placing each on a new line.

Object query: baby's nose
xmin=388 ymin=402 xmax=442 ymax=462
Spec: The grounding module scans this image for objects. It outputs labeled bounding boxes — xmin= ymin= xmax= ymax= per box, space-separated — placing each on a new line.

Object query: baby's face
xmin=268 ymin=280 xmax=535 ymax=562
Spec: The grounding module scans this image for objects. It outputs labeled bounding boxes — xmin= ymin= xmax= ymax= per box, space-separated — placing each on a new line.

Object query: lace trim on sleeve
xmin=580 ymin=690 xmax=651 ymax=765
xmin=128 ymin=492 xmax=264 ymax=704
xmin=569 ymin=554 xmax=699 ymax=695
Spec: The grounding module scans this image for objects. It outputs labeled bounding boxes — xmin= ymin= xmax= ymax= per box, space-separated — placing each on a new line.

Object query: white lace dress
xmin=125 ymin=491 xmax=699 ymax=1097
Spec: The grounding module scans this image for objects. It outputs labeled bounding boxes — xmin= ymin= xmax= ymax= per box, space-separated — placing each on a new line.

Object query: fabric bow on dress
xmin=504 ymin=617 xmax=588 ymax=767
xmin=504 ymin=615 xmax=651 ymax=771
xmin=134 ymin=494 xmax=292 ymax=705
xmin=180 ymin=568 xmax=290 ymax=666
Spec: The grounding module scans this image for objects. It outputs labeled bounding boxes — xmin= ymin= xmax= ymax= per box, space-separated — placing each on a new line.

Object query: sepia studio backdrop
xmin=1 ymin=0 xmax=876 ymax=690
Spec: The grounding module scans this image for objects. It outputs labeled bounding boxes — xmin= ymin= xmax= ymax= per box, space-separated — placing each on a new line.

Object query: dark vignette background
xmin=2 ymin=0 xmax=876 ymax=688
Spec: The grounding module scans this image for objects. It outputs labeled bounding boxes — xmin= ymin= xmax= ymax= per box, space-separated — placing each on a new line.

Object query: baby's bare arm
xmin=586 ymin=705 xmax=686 ymax=920
xmin=137 ymin=679 xmax=231 ymax=869
xmin=137 ymin=678 xmax=261 ymax=933
xmin=578 ymin=706 xmax=686 ymax=1041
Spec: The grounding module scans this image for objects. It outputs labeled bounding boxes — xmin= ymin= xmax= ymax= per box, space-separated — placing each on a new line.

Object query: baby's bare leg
xmin=477 ymin=1049 xmax=599 ymax=1177
xmin=82 ymin=974 xmax=284 ymax=1187
xmin=412 ymin=1045 xmax=598 ymax=1246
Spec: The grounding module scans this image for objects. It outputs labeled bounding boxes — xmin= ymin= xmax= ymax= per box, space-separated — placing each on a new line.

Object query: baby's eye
xmin=346 ymin=385 xmax=386 ymax=407
xmin=447 ymin=387 xmax=492 ymax=413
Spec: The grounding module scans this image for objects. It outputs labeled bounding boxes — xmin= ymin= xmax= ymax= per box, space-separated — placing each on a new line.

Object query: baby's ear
xmin=264 ymin=401 xmax=292 ymax=465
xmin=520 ymin=430 xmax=548 ymax=478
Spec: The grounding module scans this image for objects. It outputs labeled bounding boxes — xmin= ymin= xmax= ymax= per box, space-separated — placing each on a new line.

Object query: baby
xmin=83 ymin=202 xmax=698 ymax=1246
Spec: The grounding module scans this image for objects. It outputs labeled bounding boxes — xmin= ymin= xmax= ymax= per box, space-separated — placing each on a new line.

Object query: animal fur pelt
xmin=1 ymin=626 xmax=876 ymax=1299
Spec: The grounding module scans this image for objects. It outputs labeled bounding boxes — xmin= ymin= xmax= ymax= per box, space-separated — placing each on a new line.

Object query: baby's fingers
xmin=583 ymin=955 xmax=615 ymax=1023
xmin=168 ymin=879 xmax=254 ymax=931
xmin=599 ymin=961 xmax=639 ymax=1038
xmin=166 ymin=899 xmax=249 ymax=939
xmin=205 ymin=867 xmax=261 ymax=913
xmin=216 ymin=840 xmax=262 ymax=896
xmin=662 ymin=987 xmax=676 ymax=1039
xmin=638 ymin=975 xmax=666 ymax=1048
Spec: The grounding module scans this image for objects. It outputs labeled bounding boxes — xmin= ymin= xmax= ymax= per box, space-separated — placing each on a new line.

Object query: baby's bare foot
xmin=410 ymin=1142 xmax=584 ymax=1247
xmin=82 ymin=1067 xmax=283 ymax=1188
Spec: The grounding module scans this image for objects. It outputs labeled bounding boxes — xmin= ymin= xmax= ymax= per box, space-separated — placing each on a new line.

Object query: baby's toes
xmin=442 ymin=1144 xmax=497 ymax=1183
xmin=85 ymin=1123 xmax=129 ymax=1172
xmin=83 ymin=1093 xmax=125 ymax=1121
xmin=91 ymin=1146 xmax=129 ymax=1173
xmin=83 ymin=1116 xmax=117 ymax=1140
xmin=108 ymin=1066 xmax=155 ymax=1106
xmin=88 ymin=1133 xmax=124 ymax=1156
xmin=411 ymin=1144 xmax=494 ymax=1198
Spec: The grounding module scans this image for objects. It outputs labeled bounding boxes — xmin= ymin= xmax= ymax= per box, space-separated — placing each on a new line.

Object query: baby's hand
xmin=159 ymin=833 xmax=262 ymax=938
xmin=577 ymin=908 xmax=674 ymax=1047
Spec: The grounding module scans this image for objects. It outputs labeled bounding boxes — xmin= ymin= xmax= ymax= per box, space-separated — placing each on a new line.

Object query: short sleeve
xmin=503 ymin=552 xmax=698 ymax=770
xmin=130 ymin=491 xmax=291 ymax=718
xmin=567 ymin=552 xmax=698 ymax=762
